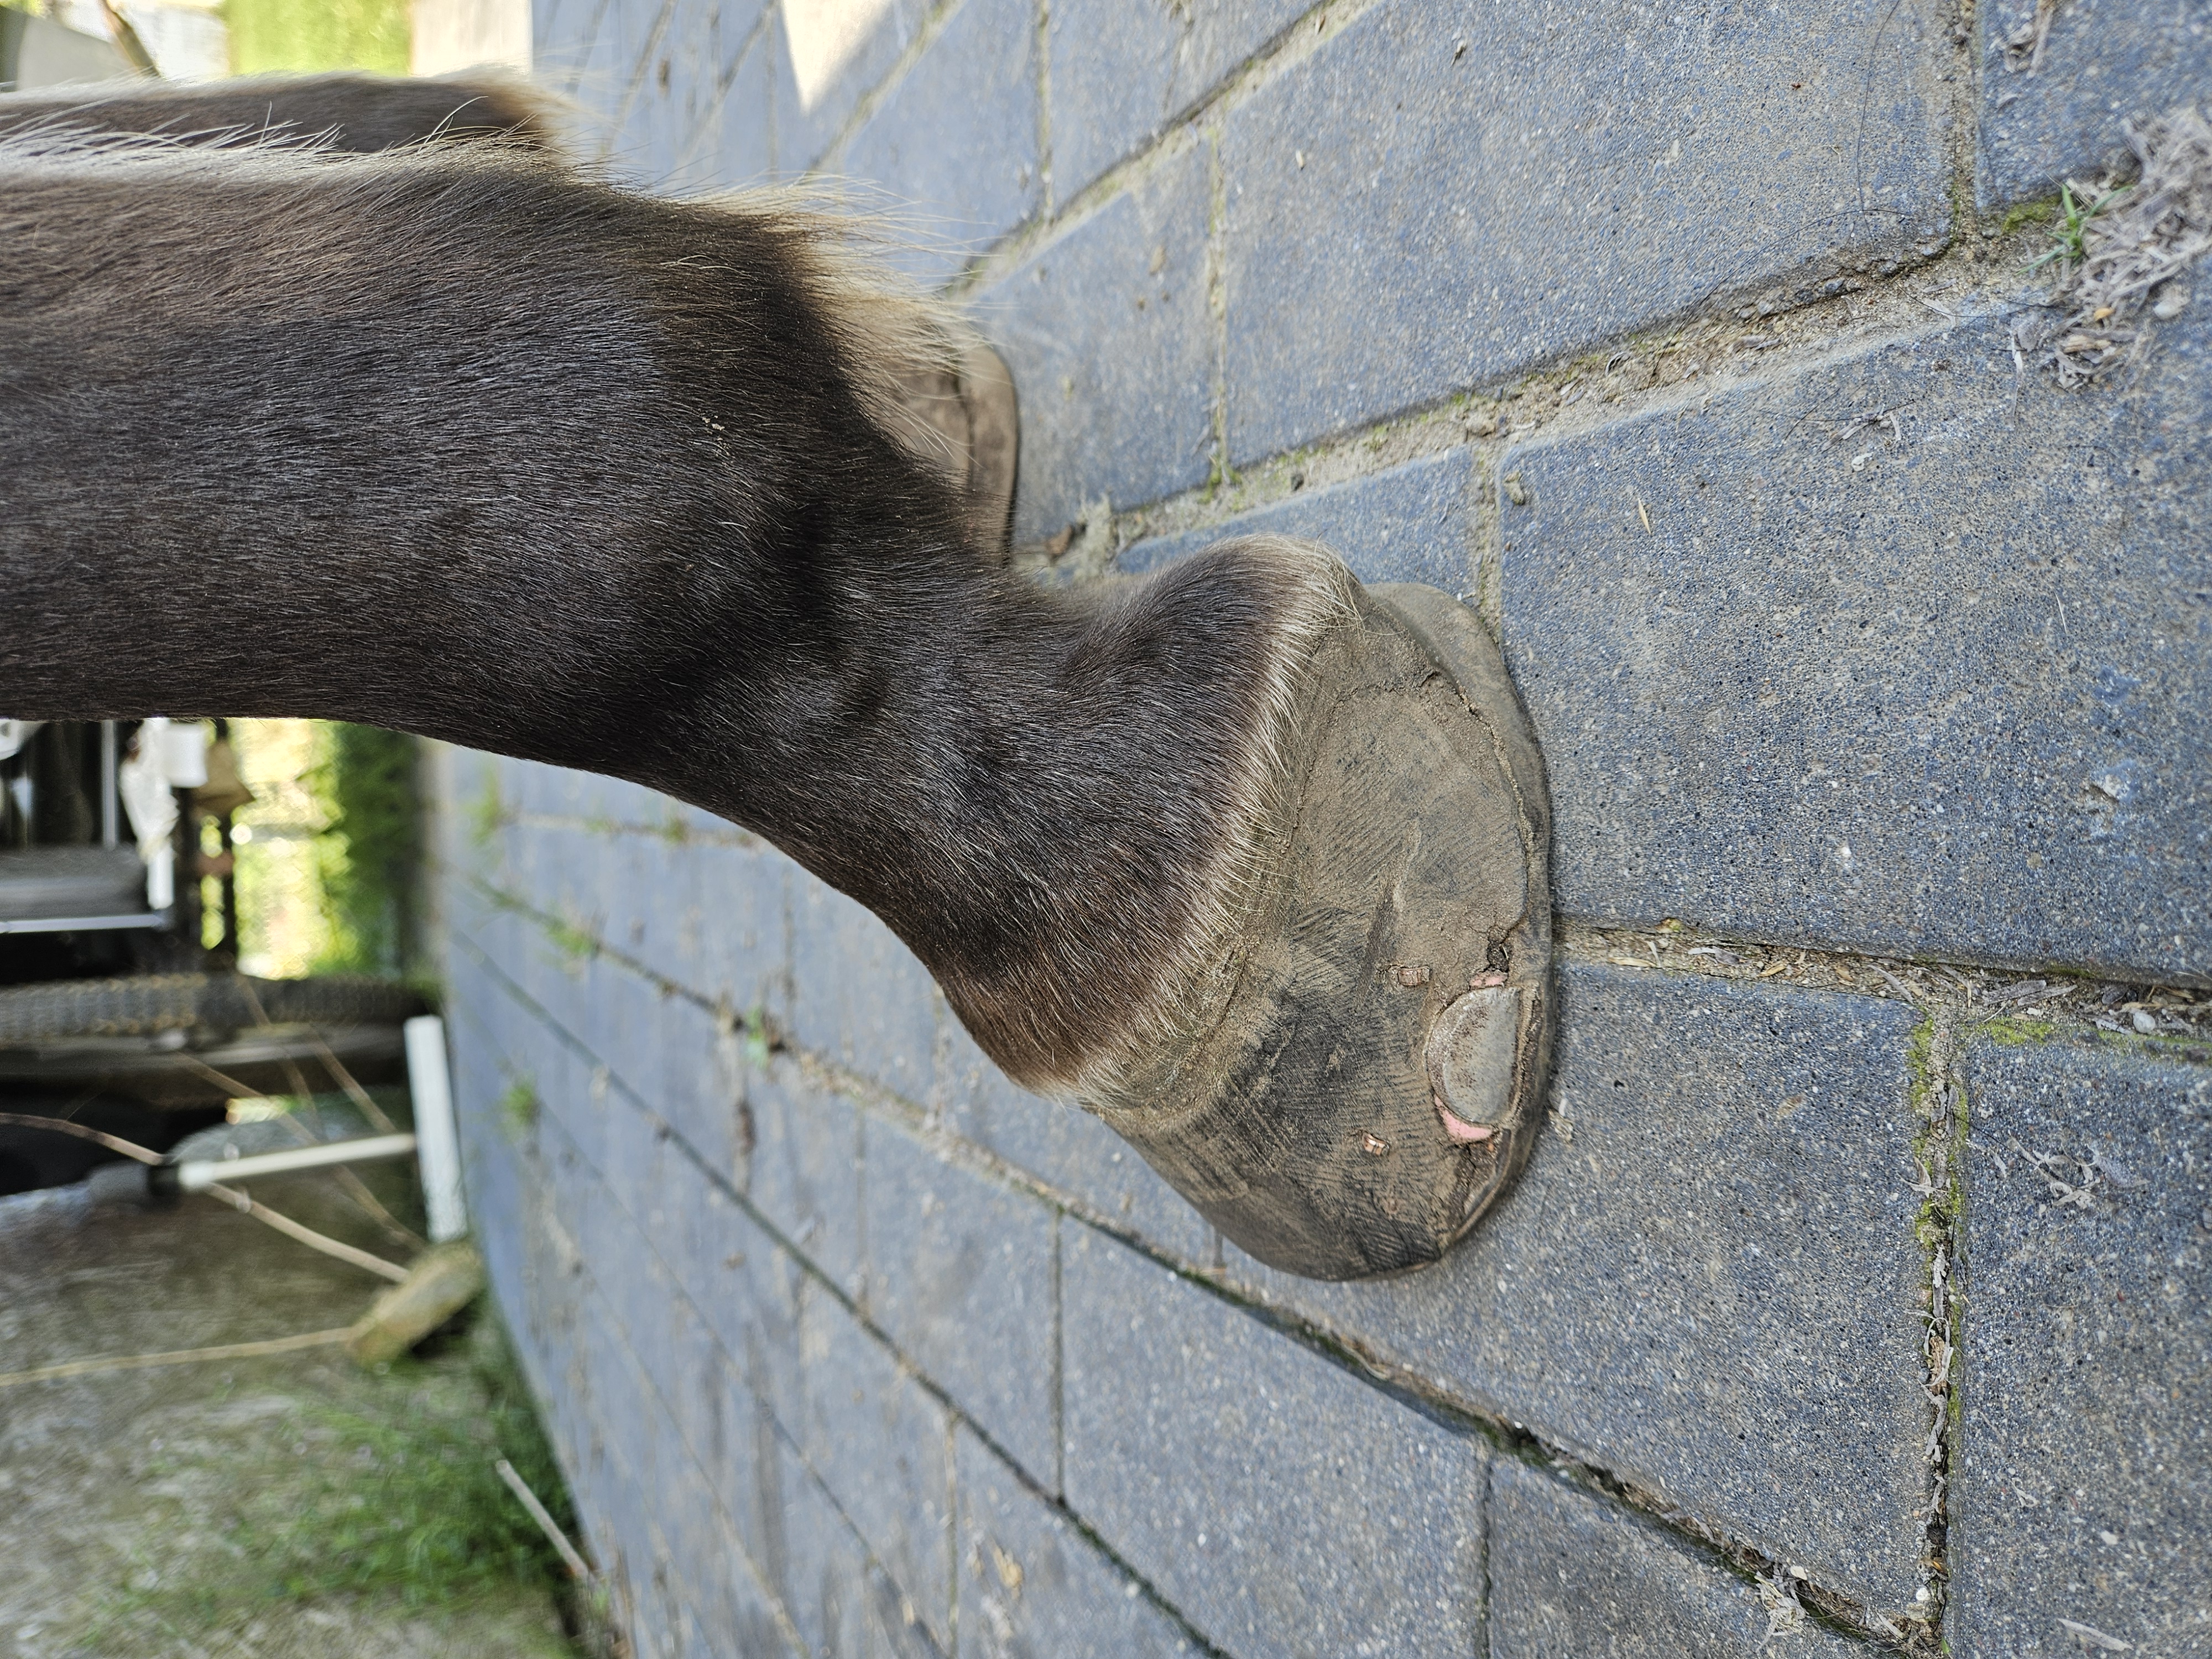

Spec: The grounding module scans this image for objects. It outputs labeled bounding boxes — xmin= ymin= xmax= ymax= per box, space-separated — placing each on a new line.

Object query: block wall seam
xmin=1202 ymin=121 xmax=1228 ymax=502
xmin=1050 ymin=1209 xmax=1067 ymax=1500
xmin=1031 ymin=0 xmax=1053 ymax=218
xmin=588 ymin=1276 xmax=814 ymax=1657
xmin=451 ymin=920 xmax=1224 ymax=1646
xmin=949 ymin=0 xmax=1383 ymax=300
xmin=452 ymin=834 xmax=2212 ymax=1648
xmin=454 ymin=848 xmax=2212 ymax=1072
xmin=1477 ymin=1457 xmax=1493 ymax=1656
xmin=460 ymin=898 xmax=1914 ymax=1646
xmin=603 ymin=0 xmax=681 ymax=156
xmin=529 ymin=1095 xmax=915 ymax=1655
xmin=811 ymin=0 xmax=963 ymax=178
xmin=1918 ymin=1003 xmax=1971 ymax=1642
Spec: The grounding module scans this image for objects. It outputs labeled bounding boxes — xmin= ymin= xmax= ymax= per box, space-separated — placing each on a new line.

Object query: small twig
xmin=270 ymin=1112 xmax=425 ymax=1248
xmin=0 ymin=1111 xmax=411 ymax=1279
xmin=201 ymin=1182 xmax=411 ymax=1282
xmin=171 ymin=1050 xmax=268 ymax=1102
xmin=307 ymin=1030 xmax=399 ymax=1134
xmin=332 ymin=1166 xmax=426 ymax=1248
xmin=1868 ymin=962 xmax=1918 ymax=999
xmin=496 ymin=1458 xmax=594 ymax=1581
xmin=232 ymin=974 xmax=321 ymax=1105
xmin=0 ymin=1328 xmax=352 ymax=1391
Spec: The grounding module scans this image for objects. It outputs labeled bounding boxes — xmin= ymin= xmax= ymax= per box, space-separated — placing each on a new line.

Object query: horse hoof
xmin=1092 ymin=571 xmax=1554 ymax=1281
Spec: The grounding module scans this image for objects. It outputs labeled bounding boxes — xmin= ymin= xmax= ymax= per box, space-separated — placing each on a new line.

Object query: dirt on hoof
xmin=0 ymin=1163 xmax=581 ymax=1659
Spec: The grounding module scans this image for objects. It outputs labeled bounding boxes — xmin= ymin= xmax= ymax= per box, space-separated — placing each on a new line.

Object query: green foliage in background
xmin=223 ymin=0 xmax=409 ymax=76
xmin=85 ymin=1312 xmax=588 ymax=1655
xmin=311 ymin=722 xmax=420 ymax=977
xmin=178 ymin=1316 xmax=575 ymax=1616
xmin=258 ymin=1319 xmax=575 ymax=1606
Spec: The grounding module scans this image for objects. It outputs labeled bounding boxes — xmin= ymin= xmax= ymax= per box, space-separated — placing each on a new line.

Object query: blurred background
xmin=2 ymin=0 xmax=412 ymax=85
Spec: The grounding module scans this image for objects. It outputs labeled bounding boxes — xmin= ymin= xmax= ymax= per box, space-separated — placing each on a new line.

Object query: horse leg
xmin=0 ymin=128 xmax=1550 ymax=1278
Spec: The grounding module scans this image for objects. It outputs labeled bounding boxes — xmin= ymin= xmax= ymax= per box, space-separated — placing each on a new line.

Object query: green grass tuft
xmin=2030 ymin=180 xmax=2130 ymax=278
xmin=500 ymin=1078 xmax=542 ymax=1138
xmin=543 ymin=915 xmax=601 ymax=963
xmin=114 ymin=1314 xmax=579 ymax=1634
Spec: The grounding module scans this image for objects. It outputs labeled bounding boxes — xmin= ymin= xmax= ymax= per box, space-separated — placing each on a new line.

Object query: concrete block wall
xmin=432 ymin=2 xmax=2211 ymax=1654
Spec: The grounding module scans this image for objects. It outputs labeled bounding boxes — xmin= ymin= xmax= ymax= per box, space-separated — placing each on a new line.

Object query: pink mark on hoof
xmin=1468 ymin=972 xmax=1508 ymax=989
xmin=1433 ymin=1091 xmax=1495 ymax=1144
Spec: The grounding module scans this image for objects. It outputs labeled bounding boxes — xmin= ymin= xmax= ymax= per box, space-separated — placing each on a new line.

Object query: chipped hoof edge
xmin=1095 ymin=576 xmax=1554 ymax=1281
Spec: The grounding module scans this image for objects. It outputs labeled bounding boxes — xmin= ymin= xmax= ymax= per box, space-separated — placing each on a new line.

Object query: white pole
xmin=405 ymin=1015 xmax=468 ymax=1243
xmin=174 ymin=1131 xmax=419 ymax=1192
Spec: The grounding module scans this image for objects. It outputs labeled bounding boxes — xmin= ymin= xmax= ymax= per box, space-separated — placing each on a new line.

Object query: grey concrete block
xmin=744 ymin=1059 xmax=865 ymax=1296
xmin=861 ymin=1114 xmax=1060 ymax=1485
xmin=787 ymin=871 xmax=940 ymax=1102
xmin=674 ymin=1010 xmax=758 ymax=1191
xmin=599 ymin=975 xmax=748 ymax=1187
xmin=571 ymin=0 xmax=656 ymax=132
xmin=537 ymin=0 xmax=618 ymax=90
xmin=659 ymin=0 xmax=773 ymax=192
xmin=1977 ymin=0 xmax=2212 ymax=210
xmin=711 ymin=21 xmax=775 ymax=184
xmin=666 ymin=1155 xmax=809 ymax=1434
xmin=837 ymin=0 xmax=1042 ymax=285
xmin=532 ymin=0 xmax=591 ymax=74
xmin=934 ymin=1019 xmax=1215 ymax=1265
xmin=1501 ymin=306 xmax=2212 ymax=981
xmin=954 ymin=1424 xmax=1197 ymax=1658
xmin=702 ymin=1347 xmax=804 ymax=1596
xmin=1215 ymin=963 xmax=1933 ymax=1615
xmin=1951 ymin=1032 xmax=2212 ymax=1657
xmin=1222 ymin=0 xmax=1953 ymax=461
xmin=794 ymin=1282 xmax=956 ymax=1647
xmin=533 ymin=1021 xmax=617 ymax=1179
xmin=1062 ymin=1225 xmax=1486 ymax=1658
xmin=989 ymin=142 xmax=1216 ymax=544
xmin=651 ymin=1268 xmax=745 ymax=1494
xmin=604 ymin=0 xmax=719 ymax=190
xmin=1490 ymin=1460 xmax=1867 ymax=1657
xmin=609 ymin=829 xmax=791 ymax=1031
xmin=1045 ymin=0 xmax=1305 ymax=200
xmin=770 ymin=0 xmax=929 ymax=178
xmin=692 ymin=1520 xmax=798 ymax=1659
xmin=1117 ymin=446 xmax=1479 ymax=592
xmin=749 ymin=1417 xmax=886 ymax=1659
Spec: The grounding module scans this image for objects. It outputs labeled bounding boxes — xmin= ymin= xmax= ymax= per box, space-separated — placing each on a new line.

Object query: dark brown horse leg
xmin=0 ymin=72 xmax=1020 ymax=559
xmin=0 ymin=125 xmax=1550 ymax=1278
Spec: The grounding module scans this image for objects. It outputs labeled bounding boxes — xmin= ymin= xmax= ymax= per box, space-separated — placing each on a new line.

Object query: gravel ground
xmin=0 ymin=1147 xmax=578 ymax=1659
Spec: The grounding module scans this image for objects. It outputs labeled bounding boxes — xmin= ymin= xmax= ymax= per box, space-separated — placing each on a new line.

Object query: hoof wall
xmin=1098 ymin=577 xmax=1554 ymax=1281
